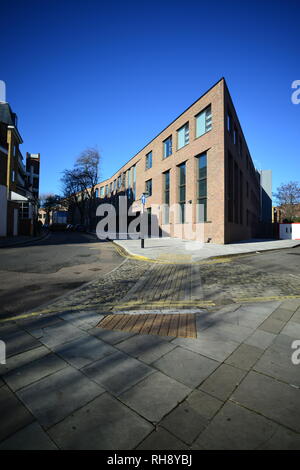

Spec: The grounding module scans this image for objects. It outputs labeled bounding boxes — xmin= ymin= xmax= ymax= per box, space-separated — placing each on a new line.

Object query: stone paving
xmin=114 ymin=237 xmax=299 ymax=262
xmin=0 ymin=297 xmax=300 ymax=449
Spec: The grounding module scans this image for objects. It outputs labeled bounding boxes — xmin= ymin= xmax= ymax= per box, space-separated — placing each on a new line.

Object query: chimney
xmin=0 ymin=80 xmax=6 ymax=103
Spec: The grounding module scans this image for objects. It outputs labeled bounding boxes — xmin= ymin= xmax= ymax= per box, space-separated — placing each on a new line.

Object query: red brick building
xmin=94 ymin=78 xmax=270 ymax=243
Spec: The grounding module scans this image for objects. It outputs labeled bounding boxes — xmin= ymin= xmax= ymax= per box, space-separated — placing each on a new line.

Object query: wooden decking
xmin=97 ymin=313 xmax=197 ymax=338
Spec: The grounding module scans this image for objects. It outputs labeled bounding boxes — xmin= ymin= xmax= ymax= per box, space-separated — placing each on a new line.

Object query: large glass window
xmin=100 ymin=187 xmax=104 ymax=197
xmin=195 ymin=105 xmax=212 ymax=138
xmin=132 ymin=165 xmax=136 ymax=200
xmin=145 ymin=151 xmax=152 ymax=169
xmin=163 ymin=136 xmax=172 ymax=158
xmin=178 ymin=163 xmax=186 ymax=223
xmin=145 ymin=179 xmax=152 ymax=197
xmin=177 ymin=123 xmax=189 ymax=150
xmin=197 ymin=152 xmax=207 ymax=222
xmin=163 ymin=170 xmax=170 ymax=224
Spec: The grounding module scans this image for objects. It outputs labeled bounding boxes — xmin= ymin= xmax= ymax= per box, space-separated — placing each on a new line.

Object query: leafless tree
xmin=274 ymin=181 xmax=300 ymax=221
xmin=60 ymin=148 xmax=100 ymax=228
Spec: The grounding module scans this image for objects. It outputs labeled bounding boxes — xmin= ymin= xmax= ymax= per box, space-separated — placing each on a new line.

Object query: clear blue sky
xmin=1 ymin=0 xmax=299 ymax=198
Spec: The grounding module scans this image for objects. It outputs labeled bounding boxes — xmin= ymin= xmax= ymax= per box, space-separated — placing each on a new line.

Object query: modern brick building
xmin=95 ymin=78 xmax=271 ymax=244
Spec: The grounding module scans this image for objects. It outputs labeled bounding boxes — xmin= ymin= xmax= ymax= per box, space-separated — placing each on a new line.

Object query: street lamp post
xmin=141 ymin=193 xmax=146 ymax=248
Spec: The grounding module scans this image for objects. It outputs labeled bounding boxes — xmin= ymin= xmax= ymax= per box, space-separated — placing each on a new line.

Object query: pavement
xmin=114 ymin=237 xmax=300 ymax=262
xmin=0 ymin=297 xmax=300 ymax=450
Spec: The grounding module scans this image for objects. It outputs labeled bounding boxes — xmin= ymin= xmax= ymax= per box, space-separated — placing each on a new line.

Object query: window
xmin=145 ymin=151 xmax=152 ymax=169
xmin=163 ymin=170 xmax=170 ymax=224
xmin=196 ymin=153 xmax=207 ymax=222
xmin=132 ymin=165 xmax=136 ymax=200
xmin=195 ymin=105 xmax=212 ymax=138
xmin=105 ymin=185 xmax=109 ymax=196
xmin=20 ymin=202 xmax=29 ymax=219
xmin=100 ymin=187 xmax=104 ymax=197
xmin=11 ymin=170 xmax=15 ymax=182
xmin=145 ymin=179 xmax=152 ymax=197
xmin=227 ymin=112 xmax=232 ymax=133
xmin=95 ymin=188 xmax=99 ymax=198
xmin=178 ymin=163 xmax=186 ymax=223
xmin=233 ymin=126 xmax=237 ymax=145
xmin=117 ymin=175 xmax=121 ymax=189
xmin=177 ymin=123 xmax=189 ymax=149
xmin=163 ymin=136 xmax=172 ymax=158
xmin=110 ymin=182 xmax=113 ymax=193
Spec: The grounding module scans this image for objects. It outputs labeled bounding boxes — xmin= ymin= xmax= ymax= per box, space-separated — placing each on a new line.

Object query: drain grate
xmin=97 ymin=313 xmax=197 ymax=338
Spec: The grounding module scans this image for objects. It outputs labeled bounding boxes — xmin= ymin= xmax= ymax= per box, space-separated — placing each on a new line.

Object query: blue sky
xmin=1 ymin=0 xmax=299 ymax=198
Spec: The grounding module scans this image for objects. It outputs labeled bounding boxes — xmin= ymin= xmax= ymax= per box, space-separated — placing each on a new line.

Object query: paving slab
xmin=17 ymin=366 xmax=104 ymax=428
xmin=18 ymin=315 xmax=64 ymax=336
xmin=172 ymin=336 xmax=239 ymax=362
xmin=281 ymin=299 xmax=300 ymax=312
xmin=202 ymin=322 xmax=253 ymax=343
xmin=0 ymin=385 xmax=34 ymax=441
xmin=136 ymin=427 xmax=188 ymax=450
xmin=258 ymin=317 xmax=285 ymax=334
xmin=153 ymin=346 xmax=219 ymax=388
xmin=2 ymin=353 xmax=68 ymax=391
xmin=37 ymin=322 xmax=88 ymax=348
xmin=116 ymin=334 xmax=175 ymax=364
xmin=244 ymin=329 xmax=276 ymax=350
xmin=281 ymin=321 xmax=300 ymax=339
xmin=225 ymin=343 xmax=263 ymax=370
xmin=119 ymin=371 xmax=191 ymax=422
xmin=88 ymin=327 xmax=136 ymax=345
xmin=269 ymin=307 xmax=295 ymax=322
xmin=82 ymin=350 xmax=155 ymax=395
xmin=231 ymin=371 xmax=300 ymax=432
xmin=194 ymin=401 xmax=298 ymax=450
xmin=291 ymin=308 xmax=300 ymax=324
xmin=160 ymin=402 xmax=208 ymax=445
xmin=58 ymin=311 xmax=103 ymax=329
xmin=185 ymin=389 xmax=223 ymax=420
xmin=0 ymin=422 xmax=57 ymax=450
xmin=1 ymin=330 xmax=41 ymax=358
xmin=0 ymin=345 xmax=49 ymax=374
xmin=199 ymin=364 xmax=246 ymax=401
xmin=254 ymin=335 xmax=300 ymax=387
xmin=48 ymin=393 xmax=153 ymax=450
xmin=53 ymin=335 xmax=116 ymax=369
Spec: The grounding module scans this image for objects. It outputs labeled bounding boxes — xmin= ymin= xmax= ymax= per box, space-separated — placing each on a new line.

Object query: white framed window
xmin=195 ymin=105 xmax=212 ymax=138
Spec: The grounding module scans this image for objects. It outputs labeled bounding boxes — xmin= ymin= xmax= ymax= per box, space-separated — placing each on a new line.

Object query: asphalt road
xmin=234 ymin=244 xmax=300 ymax=275
xmin=0 ymin=231 xmax=123 ymax=319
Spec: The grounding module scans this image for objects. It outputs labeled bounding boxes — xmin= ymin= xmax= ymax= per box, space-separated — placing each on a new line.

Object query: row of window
xmin=144 ymin=152 xmax=207 ymax=224
xmin=145 ymin=105 xmax=212 ymax=169
xmin=97 ymin=165 xmax=137 ymax=200
xmin=227 ymin=110 xmax=259 ymax=188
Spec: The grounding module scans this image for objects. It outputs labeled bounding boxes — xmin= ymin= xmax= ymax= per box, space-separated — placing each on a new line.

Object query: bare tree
xmin=60 ymin=148 xmax=100 ymax=228
xmin=274 ymin=181 xmax=300 ymax=221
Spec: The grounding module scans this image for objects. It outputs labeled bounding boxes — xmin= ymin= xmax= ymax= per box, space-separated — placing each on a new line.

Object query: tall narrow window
xmin=95 ymin=188 xmax=99 ymax=198
xmin=195 ymin=105 xmax=212 ymax=138
xmin=178 ymin=163 xmax=186 ymax=223
xmin=132 ymin=165 xmax=136 ymax=200
xmin=227 ymin=112 xmax=232 ymax=133
xmin=197 ymin=153 xmax=207 ymax=222
xmin=163 ymin=170 xmax=170 ymax=224
xmin=105 ymin=185 xmax=109 ymax=196
xmin=100 ymin=187 xmax=104 ymax=198
xmin=177 ymin=123 xmax=189 ymax=149
xmin=145 ymin=179 xmax=152 ymax=197
xmin=163 ymin=136 xmax=172 ymax=158
xmin=117 ymin=176 xmax=121 ymax=188
xmin=145 ymin=151 xmax=152 ymax=169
